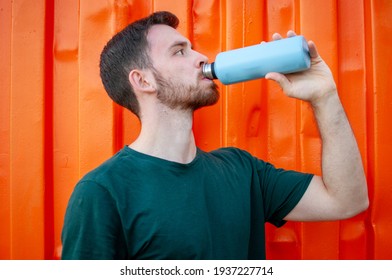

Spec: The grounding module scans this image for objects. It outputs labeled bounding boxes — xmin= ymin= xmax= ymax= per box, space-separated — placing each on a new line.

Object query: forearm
xmin=311 ymin=91 xmax=368 ymax=216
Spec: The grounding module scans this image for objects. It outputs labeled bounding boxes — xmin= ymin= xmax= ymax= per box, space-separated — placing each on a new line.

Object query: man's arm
xmin=61 ymin=181 xmax=125 ymax=259
xmin=266 ymin=31 xmax=369 ymax=221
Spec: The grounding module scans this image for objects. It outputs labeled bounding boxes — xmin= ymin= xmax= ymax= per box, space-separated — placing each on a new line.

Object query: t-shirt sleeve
xmin=61 ymin=180 xmax=124 ymax=259
xmin=256 ymin=160 xmax=313 ymax=227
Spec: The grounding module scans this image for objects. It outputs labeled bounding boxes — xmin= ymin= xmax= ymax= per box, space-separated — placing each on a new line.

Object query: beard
xmin=152 ymin=69 xmax=219 ymax=111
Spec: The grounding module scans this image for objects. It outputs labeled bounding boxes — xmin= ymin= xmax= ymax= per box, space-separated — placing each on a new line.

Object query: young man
xmin=61 ymin=11 xmax=368 ymax=260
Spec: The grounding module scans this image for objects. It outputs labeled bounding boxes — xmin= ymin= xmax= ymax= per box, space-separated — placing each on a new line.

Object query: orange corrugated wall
xmin=0 ymin=0 xmax=391 ymax=260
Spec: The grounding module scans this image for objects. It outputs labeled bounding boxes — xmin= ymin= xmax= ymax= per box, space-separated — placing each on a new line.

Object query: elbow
xmin=338 ymin=202 xmax=368 ymax=220
xmin=361 ymin=191 xmax=370 ymax=212
xmin=359 ymin=194 xmax=370 ymax=213
xmin=341 ymin=184 xmax=369 ymax=219
xmin=357 ymin=181 xmax=370 ymax=213
xmin=350 ymin=196 xmax=369 ymax=217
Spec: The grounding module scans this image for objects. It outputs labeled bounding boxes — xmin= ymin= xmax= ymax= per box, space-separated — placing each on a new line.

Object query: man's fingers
xmin=287 ymin=30 xmax=297 ymax=37
xmin=308 ymin=40 xmax=319 ymax=59
xmin=265 ymin=72 xmax=291 ymax=91
xmin=272 ymin=33 xmax=282 ymax=41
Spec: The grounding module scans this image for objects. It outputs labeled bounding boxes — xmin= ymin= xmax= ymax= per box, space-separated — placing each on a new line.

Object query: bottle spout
xmin=202 ymin=62 xmax=217 ymax=80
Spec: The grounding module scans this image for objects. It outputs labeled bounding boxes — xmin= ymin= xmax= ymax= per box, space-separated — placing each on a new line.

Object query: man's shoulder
xmin=207 ymin=146 xmax=254 ymax=161
xmin=201 ymin=147 xmax=262 ymax=171
xmin=77 ymin=146 xmax=135 ymax=189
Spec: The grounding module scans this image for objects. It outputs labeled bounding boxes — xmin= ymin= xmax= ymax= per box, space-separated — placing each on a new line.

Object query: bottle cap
xmin=202 ymin=62 xmax=217 ymax=79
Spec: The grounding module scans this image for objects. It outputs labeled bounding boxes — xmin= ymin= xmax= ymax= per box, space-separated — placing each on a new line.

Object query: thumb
xmin=265 ymin=72 xmax=291 ymax=91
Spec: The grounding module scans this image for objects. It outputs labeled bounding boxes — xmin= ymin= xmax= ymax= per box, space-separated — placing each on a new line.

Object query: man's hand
xmin=265 ymin=30 xmax=337 ymax=106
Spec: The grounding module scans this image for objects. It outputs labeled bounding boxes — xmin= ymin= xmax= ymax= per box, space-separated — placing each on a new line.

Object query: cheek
xmin=156 ymin=60 xmax=197 ymax=84
xmin=171 ymin=68 xmax=196 ymax=84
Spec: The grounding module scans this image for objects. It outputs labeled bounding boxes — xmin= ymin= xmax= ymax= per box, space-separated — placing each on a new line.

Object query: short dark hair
xmin=99 ymin=11 xmax=179 ymax=117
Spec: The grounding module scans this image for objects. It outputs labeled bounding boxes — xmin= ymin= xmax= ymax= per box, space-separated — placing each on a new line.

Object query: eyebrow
xmin=169 ymin=40 xmax=193 ymax=50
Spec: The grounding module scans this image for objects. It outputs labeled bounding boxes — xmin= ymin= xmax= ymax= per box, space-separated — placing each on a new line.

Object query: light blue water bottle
xmin=202 ymin=35 xmax=311 ymax=85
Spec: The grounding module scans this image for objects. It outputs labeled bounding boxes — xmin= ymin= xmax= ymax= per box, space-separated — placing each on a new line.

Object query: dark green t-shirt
xmin=61 ymin=146 xmax=312 ymax=259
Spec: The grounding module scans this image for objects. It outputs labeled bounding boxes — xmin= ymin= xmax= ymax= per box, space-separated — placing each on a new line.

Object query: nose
xmin=193 ymin=50 xmax=209 ymax=68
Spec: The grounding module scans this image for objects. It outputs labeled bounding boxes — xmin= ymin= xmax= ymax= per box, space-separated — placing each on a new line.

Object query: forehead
xmin=147 ymin=24 xmax=189 ymax=52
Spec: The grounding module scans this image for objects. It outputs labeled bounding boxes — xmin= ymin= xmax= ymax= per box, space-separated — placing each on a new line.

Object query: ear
xmin=128 ymin=69 xmax=155 ymax=93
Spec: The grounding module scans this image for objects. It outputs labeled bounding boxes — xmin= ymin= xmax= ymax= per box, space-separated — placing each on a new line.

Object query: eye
xmin=175 ymin=49 xmax=185 ymax=56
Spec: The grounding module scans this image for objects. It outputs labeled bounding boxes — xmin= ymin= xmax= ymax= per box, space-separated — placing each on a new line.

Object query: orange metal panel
xmin=367 ymin=0 xmax=392 ymax=260
xmin=78 ymin=0 xmax=117 ymax=176
xmin=223 ymin=0 xmax=248 ymax=150
xmin=193 ymin=0 xmax=223 ymax=151
xmin=224 ymin=0 xmax=265 ymax=154
xmin=337 ymin=0 xmax=369 ymax=260
xmin=239 ymin=0 xmax=266 ymax=158
xmin=9 ymin=0 xmax=47 ymax=259
xmin=52 ymin=0 xmax=80 ymax=259
xmin=0 ymin=0 xmax=12 ymax=260
xmin=0 ymin=0 xmax=391 ymax=260
xmin=264 ymin=0 xmax=303 ymax=260
xmin=298 ymin=0 xmax=341 ymax=260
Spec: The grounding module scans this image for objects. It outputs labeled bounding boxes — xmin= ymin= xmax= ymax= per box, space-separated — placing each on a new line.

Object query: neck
xmin=129 ymin=105 xmax=196 ymax=164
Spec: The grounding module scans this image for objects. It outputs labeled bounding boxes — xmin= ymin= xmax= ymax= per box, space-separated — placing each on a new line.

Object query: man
xmin=61 ymin=11 xmax=368 ymax=260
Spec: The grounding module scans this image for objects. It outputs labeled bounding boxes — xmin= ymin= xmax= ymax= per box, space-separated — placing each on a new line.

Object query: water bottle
xmin=202 ymin=35 xmax=311 ymax=85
